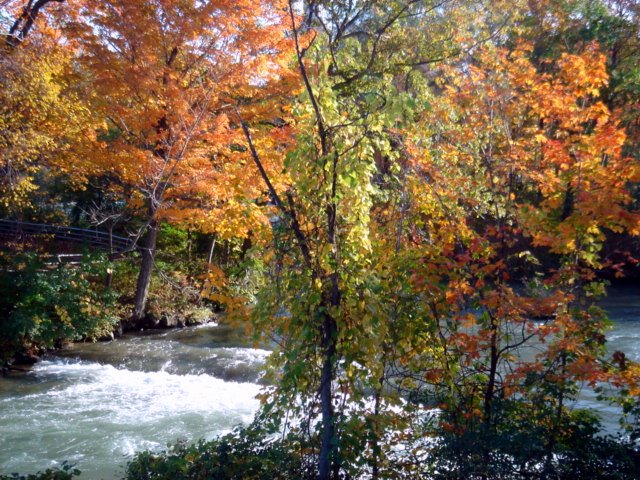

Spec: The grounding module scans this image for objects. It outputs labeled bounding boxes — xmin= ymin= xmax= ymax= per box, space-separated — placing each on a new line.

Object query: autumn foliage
xmin=2 ymin=0 xmax=640 ymax=478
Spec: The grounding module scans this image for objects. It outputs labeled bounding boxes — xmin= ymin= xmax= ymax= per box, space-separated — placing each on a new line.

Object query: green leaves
xmin=0 ymin=252 xmax=119 ymax=363
xmin=0 ymin=461 xmax=81 ymax=480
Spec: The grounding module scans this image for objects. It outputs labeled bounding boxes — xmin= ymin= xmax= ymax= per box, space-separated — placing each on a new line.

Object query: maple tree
xmin=399 ymin=41 xmax=640 ymax=476
xmin=63 ymin=0 xmax=294 ymax=320
xmin=520 ymin=0 xmax=640 ymax=150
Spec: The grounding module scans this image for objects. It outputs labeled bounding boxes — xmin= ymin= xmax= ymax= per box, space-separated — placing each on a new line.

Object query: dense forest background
xmin=1 ymin=0 xmax=640 ymax=478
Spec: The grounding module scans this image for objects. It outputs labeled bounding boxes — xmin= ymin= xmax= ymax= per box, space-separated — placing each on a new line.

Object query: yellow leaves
xmin=54 ymin=305 xmax=73 ymax=326
xmin=586 ymin=223 xmax=601 ymax=236
xmin=564 ymin=238 xmax=577 ymax=252
xmin=621 ymin=363 xmax=640 ymax=397
xmin=201 ymin=265 xmax=227 ymax=297
xmin=534 ymin=133 xmax=547 ymax=144
xmin=0 ymin=41 xmax=100 ymax=209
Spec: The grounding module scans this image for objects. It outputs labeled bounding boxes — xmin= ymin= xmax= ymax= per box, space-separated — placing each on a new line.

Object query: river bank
xmin=1 ymin=302 xmax=220 ymax=376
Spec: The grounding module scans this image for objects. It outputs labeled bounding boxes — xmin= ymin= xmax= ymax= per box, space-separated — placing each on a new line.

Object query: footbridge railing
xmin=0 ymin=219 xmax=135 ymax=259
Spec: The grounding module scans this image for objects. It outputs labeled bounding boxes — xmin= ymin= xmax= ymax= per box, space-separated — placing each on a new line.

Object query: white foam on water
xmin=216 ymin=347 xmax=271 ymax=363
xmin=191 ymin=321 xmax=219 ymax=329
xmin=0 ymin=358 xmax=261 ymax=479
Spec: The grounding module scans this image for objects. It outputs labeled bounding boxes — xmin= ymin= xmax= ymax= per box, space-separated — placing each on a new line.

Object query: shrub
xmin=0 ymin=462 xmax=80 ymax=480
xmin=126 ymin=426 xmax=309 ymax=480
xmin=0 ymin=252 xmax=119 ymax=364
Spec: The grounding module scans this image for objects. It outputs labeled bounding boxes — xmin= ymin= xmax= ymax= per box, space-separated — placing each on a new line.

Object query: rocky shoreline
xmin=2 ymin=306 xmax=219 ymax=375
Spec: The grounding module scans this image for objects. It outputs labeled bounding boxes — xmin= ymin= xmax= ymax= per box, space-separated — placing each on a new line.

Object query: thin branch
xmin=288 ymin=0 xmax=328 ymax=156
xmin=235 ymin=109 xmax=313 ymax=270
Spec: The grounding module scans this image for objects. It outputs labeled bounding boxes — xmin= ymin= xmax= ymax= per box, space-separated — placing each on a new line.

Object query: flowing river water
xmin=0 ymin=324 xmax=269 ymax=479
xmin=1 ymin=285 xmax=639 ymax=479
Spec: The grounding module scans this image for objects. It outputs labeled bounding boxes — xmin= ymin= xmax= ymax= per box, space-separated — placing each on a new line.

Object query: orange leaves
xmin=64 ymin=0 xmax=297 ymax=240
xmin=201 ymin=264 xmax=227 ymax=292
xmin=411 ymin=33 xmax=637 ymax=422
xmin=556 ymin=44 xmax=609 ymax=97
xmin=444 ymin=280 xmax=474 ymax=305
xmin=433 ymin=42 xmax=639 ymax=258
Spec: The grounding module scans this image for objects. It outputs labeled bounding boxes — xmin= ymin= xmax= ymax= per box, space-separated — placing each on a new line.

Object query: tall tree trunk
xmin=544 ymin=353 xmax=566 ymax=476
xmin=481 ymin=313 xmax=499 ymax=480
xmin=319 ymin=271 xmax=340 ymax=480
xmin=133 ymin=215 xmax=158 ymax=320
xmin=319 ymin=311 xmax=338 ymax=480
xmin=105 ymin=224 xmax=114 ymax=288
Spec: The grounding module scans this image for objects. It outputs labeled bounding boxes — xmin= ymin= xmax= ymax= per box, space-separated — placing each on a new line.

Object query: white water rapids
xmin=0 ymin=324 xmax=267 ymax=479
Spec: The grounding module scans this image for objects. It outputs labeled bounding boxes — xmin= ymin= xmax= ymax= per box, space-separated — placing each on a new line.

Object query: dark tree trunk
xmin=481 ymin=314 xmax=499 ymax=480
xmin=105 ymin=269 xmax=113 ymax=289
xmin=483 ymin=320 xmax=499 ymax=425
xmin=319 ymin=311 xmax=337 ymax=480
xmin=133 ymin=216 xmax=158 ymax=321
xmin=319 ymin=271 xmax=340 ymax=480
xmin=6 ymin=0 xmax=64 ymax=48
xmin=544 ymin=353 xmax=566 ymax=476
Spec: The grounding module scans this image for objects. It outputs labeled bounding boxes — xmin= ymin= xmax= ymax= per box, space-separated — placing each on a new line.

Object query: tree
xmin=518 ymin=0 xmax=640 ymax=158
xmin=238 ymin=1 xmax=518 ymax=477
xmin=4 ymin=0 xmax=65 ymax=48
xmin=1 ymin=4 xmax=97 ymax=219
xmin=66 ymin=0 xmax=294 ymax=321
xmin=406 ymin=40 xmax=640 ymax=476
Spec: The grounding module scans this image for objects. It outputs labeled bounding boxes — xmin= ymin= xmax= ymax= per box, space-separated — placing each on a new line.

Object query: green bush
xmin=0 ymin=462 xmax=80 ymax=480
xmin=126 ymin=426 xmax=309 ymax=480
xmin=428 ymin=404 xmax=640 ymax=479
xmin=0 ymin=252 xmax=119 ymax=364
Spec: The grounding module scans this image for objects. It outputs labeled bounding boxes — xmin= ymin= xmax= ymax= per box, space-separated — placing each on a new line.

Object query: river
xmin=0 ymin=324 xmax=268 ymax=479
xmin=0 ymin=285 xmax=639 ymax=479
